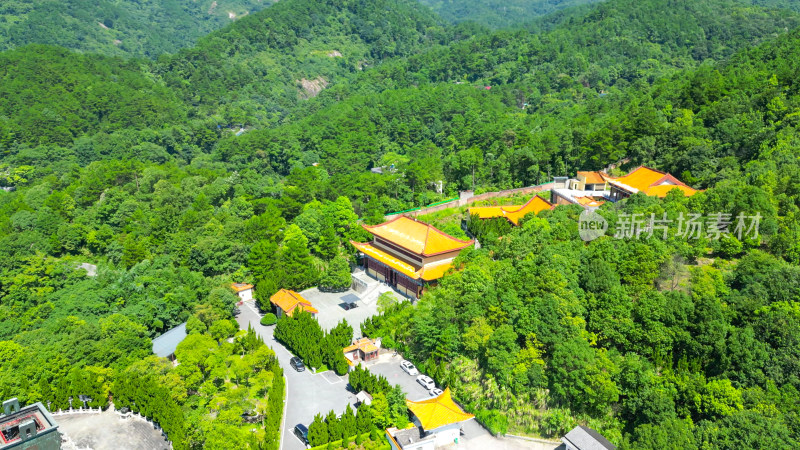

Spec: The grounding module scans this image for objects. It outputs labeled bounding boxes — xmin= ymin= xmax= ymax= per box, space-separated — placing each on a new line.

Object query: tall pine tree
xmin=280 ymin=224 xmax=317 ymax=290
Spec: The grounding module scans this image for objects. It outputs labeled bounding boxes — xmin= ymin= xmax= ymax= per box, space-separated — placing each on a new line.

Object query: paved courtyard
xmin=299 ymin=285 xmax=393 ymax=333
xmin=367 ymin=356 xmax=434 ymax=402
xmin=56 ymin=409 xmax=170 ymax=450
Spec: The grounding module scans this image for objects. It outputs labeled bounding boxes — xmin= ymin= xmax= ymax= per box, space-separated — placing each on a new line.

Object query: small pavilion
xmin=386 ymin=388 xmax=474 ymax=449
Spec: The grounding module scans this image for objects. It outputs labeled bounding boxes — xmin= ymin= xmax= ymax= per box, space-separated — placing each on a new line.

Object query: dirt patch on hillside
xmin=297 ymin=77 xmax=329 ymax=99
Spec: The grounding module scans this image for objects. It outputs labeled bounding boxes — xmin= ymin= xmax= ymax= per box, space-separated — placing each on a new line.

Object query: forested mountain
xmin=0 ymin=0 xmax=274 ymax=58
xmin=346 ymin=0 xmax=800 ymax=95
xmin=360 ymin=24 xmax=800 ymax=447
xmin=216 ymin=0 xmax=800 ymax=193
xmin=155 ymin=0 xmax=448 ymax=123
xmin=0 ymin=45 xmax=188 ymax=147
xmin=2 ymin=0 xmax=800 ymax=448
xmin=416 ymin=0 xmax=602 ymax=28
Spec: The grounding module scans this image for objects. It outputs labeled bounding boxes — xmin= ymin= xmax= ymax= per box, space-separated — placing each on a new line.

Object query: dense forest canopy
xmin=1 ymin=0 xmax=800 ymax=448
xmin=416 ymin=0 xmax=603 ymax=29
xmin=0 ymin=0 xmax=275 ymax=58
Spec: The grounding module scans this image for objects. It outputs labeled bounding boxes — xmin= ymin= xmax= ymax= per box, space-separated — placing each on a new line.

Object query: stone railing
xmin=52 ymin=407 xmax=103 ymax=416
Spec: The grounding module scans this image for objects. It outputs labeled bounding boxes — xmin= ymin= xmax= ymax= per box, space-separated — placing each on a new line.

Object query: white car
xmin=400 ymin=360 xmax=418 ymax=376
xmin=430 ymin=388 xmax=443 ymax=397
xmin=416 ymin=375 xmax=435 ymax=390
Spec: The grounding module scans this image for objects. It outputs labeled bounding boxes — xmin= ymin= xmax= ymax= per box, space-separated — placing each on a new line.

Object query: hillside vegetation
xmin=1 ymin=0 xmax=800 ymax=448
xmin=417 ymin=0 xmax=602 ymax=28
xmin=0 ymin=0 xmax=274 ymax=58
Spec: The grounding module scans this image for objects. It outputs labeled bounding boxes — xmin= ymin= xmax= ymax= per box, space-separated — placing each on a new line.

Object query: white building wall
xmin=432 ymin=423 xmax=460 ymax=447
xmin=237 ymin=288 xmax=253 ymax=302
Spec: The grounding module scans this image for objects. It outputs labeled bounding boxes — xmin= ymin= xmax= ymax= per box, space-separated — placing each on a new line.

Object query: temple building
xmin=269 ymin=289 xmax=318 ymax=318
xmin=350 ymin=216 xmax=474 ymax=298
xmin=468 ymin=195 xmax=554 ymax=225
xmin=551 ymin=170 xmax=613 ymax=209
xmin=575 ymin=171 xmax=613 ymax=192
xmin=0 ymin=398 xmax=60 ymax=450
xmin=607 ymin=166 xmax=697 ymax=201
xmin=386 ymin=388 xmax=474 ymax=450
xmin=551 ymin=166 xmax=698 ymax=209
xmin=343 ymin=337 xmax=381 ymax=366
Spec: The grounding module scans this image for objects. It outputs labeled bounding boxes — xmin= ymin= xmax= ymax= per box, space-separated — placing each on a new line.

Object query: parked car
xmin=416 ymin=375 xmax=435 ymax=390
xmin=430 ymin=388 xmax=443 ymax=397
xmin=342 ymin=302 xmax=359 ymax=310
xmin=400 ymin=360 xmax=419 ymax=376
xmin=290 ymin=357 xmax=305 ymax=372
xmin=293 ymin=424 xmax=309 ymax=446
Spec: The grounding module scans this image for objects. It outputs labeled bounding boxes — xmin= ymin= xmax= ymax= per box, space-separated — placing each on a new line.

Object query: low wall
xmin=388 ymin=182 xmax=554 ymax=219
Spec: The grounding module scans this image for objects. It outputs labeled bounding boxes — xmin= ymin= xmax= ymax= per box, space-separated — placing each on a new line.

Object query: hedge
xmin=260 ymin=313 xmax=277 ymax=326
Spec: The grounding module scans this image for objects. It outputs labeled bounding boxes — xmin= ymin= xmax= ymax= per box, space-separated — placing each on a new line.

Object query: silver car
xmin=400 ymin=360 xmax=419 ymax=375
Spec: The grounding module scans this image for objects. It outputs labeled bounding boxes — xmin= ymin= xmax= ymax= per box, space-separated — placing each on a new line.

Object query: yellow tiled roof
xmin=468 ymin=195 xmax=553 ymax=225
xmin=613 ymin=166 xmax=667 ymax=191
xmin=468 ymin=205 xmax=507 ymax=219
xmin=504 ymin=196 xmax=554 ymax=225
xmin=577 ymin=171 xmax=610 ymax=185
xmin=343 ymin=337 xmax=379 ymax=353
xmin=269 ymin=289 xmax=318 ymax=316
xmin=609 ymin=166 xmax=697 ymax=197
xmin=350 ymin=241 xmax=456 ymax=282
xmin=645 ymin=184 xmax=697 ymax=198
xmin=406 ymin=388 xmax=475 ymax=430
xmin=574 ymin=196 xmax=605 ymax=207
xmin=350 ymin=241 xmax=420 ymax=279
xmin=230 ymin=283 xmax=254 ymax=293
xmin=418 ymin=261 xmax=454 ymax=281
xmin=363 ymin=216 xmax=473 ymax=256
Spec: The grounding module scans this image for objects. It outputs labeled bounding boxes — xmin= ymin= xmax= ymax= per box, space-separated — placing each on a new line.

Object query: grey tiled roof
xmin=151 ymin=322 xmax=187 ymax=357
xmin=562 ymin=425 xmax=616 ymax=450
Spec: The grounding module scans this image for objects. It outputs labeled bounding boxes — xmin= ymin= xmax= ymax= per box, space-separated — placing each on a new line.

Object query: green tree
xmin=308 ymin=413 xmax=329 ymax=446
xmin=341 ymin=404 xmax=357 ymax=440
xmin=280 ymin=224 xmax=318 ymax=290
xmin=325 ymin=410 xmax=342 ymax=442
xmin=319 ymin=256 xmax=352 ymax=291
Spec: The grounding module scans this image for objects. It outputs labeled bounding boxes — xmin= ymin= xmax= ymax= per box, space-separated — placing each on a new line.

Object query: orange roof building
xmin=468 ymin=195 xmax=554 ymax=226
xmin=350 ymin=216 xmax=473 ymax=299
xmin=343 ymin=337 xmax=381 ymax=365
xmin=269 ymin=289 xmax=318 ymax=318
xmin=576 ymin=171 xmax=613 ymax=191
xmin=608 ymin=166 xmax=697 ymax=201
xmin=231 ymin=283 xmax=254 ymax=302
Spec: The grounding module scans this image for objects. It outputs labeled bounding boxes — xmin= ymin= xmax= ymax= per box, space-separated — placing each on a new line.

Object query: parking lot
xmin=366 ymin=355 xmax=435 ymax=401
xmin=366 ymin=356 xmax=491 ymax=443
xmin=299 ymin=287 xmax=385 ymax=332
xmin=235 ymin=302 xmax=358 ymax=450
